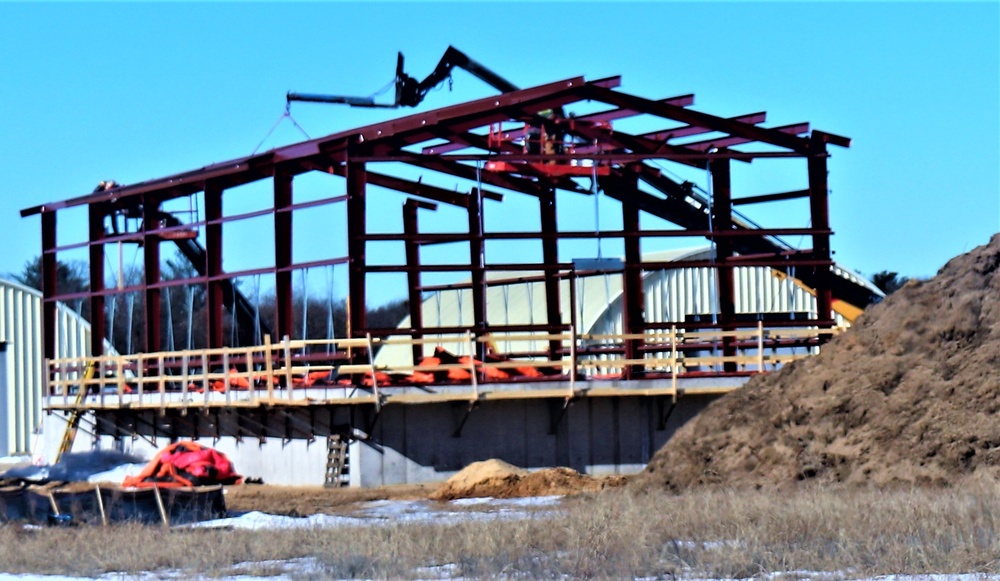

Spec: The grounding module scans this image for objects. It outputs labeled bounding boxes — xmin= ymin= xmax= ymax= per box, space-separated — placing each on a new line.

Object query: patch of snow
xmin=449 ymin=497 xmax=493 ymax=506
xmin=87 ymin=462 xmax=146 ymax=484
xmin=413 ymin=562 xmax=462 ymax=580
xmin=190 ymin=510 xmax=368 ymax=530
xmin=449 ymin=495 xmax=562 ymax=507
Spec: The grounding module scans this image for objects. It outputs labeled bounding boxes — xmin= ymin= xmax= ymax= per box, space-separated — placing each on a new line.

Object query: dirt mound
xmin=635 ymin=233 xmax=1000 ymax=491
xmin=431 ymin=460 xmax=626 ymax=500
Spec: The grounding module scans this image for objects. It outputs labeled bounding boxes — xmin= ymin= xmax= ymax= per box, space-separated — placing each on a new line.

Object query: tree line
xmin=8 ymin=254 xmax=408 ymax=354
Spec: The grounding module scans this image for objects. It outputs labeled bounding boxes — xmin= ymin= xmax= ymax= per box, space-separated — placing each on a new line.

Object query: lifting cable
xmin=253 ymin=274 xmax=263 ymax=346
xmin=705 ymin=160 xmax=718 ymax=326
xmin=230 ymin=280 xmax=239 ymax=348
xmin=186 ymin=286 xmax=195 ymax=350
xmin=300 ymin=269 xmax=310 ymax=356
xmin=474 ymin=160 xmax=486 ymax=351
xmin=125 ymin=293 xmax=135 ymax=355
xmin=107 ymin=295 xmax=117 ymax=350
xmin=592 ymin=162 xmax=613 ymax=340
xmin=434 ymin=290 xmax=442 ymax=328
xmin=251 ymin=105 xmax=312 ymax=156
xmin=502 ymin=284 xmax=511 ymax=353
xmin=325 ymin=265 xmax=335 ymax=354
xmin=165 ymin=286 xmax=175 ymax=351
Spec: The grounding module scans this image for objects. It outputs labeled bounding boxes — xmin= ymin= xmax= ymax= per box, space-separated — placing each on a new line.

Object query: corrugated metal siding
xmin=0 ymin=279 xmax=94 ymax=455
xmin=376 ymin=247 xmax=880 ymax=366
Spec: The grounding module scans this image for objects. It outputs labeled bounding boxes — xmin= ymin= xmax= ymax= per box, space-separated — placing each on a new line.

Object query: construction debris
xmin=0 ymin=443 xmax=238 ymax=525
xmin=431 ymin=459 xmax=626 ymax=500
xmin=123 ymin=441 xmax=242 ymax=489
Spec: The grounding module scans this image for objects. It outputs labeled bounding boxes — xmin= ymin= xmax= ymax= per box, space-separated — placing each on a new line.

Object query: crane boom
xmin=287 ymin=46 xmax=518 ymax=109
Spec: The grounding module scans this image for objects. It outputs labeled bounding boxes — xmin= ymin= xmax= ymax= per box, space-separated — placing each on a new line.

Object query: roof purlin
xmin=22 ymin=77 xmax=609 ymax=217
xmin=579 ymin=84 xmax=833 ymax=154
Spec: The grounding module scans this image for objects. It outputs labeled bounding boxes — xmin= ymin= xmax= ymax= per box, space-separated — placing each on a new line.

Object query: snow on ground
xmin=191 ymin=495 xmax=561 ymax=530
xmin=3 ymin=495 xmax=1000 ymax=580
xmin=2 ymin=568 xmax=1000 ymax=581
xmin=85 ymin=462 xmax=146 ymax=484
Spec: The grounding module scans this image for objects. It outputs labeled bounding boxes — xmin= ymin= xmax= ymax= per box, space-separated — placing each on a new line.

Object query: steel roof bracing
xmin=23 ymin=73 xmax=873 ymax=383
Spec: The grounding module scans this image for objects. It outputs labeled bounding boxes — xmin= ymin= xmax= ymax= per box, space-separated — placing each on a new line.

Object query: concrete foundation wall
xmin=43 ymin=393 xmax=718 ymax=487
xmin=356 ymin=394 xmax=717 ymax=487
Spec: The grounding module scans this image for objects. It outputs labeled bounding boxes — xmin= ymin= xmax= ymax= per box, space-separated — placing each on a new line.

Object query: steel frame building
xmin=15 ymin=77 xmax=877 ymax=476
xmin=23 ymin=75 xmax=875 ymax=367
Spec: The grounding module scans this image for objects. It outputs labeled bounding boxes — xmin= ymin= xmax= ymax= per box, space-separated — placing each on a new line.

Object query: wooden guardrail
xmin=45 ymin=324 xmax=842 ymax=410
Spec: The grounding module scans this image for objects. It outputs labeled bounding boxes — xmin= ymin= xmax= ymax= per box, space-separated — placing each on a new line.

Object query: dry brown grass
xmin=4 ymin=484 xmax=1000 ymax=578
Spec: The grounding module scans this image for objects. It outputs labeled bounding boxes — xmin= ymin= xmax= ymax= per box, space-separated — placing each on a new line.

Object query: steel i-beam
xmin=709 ymin=155 xmax=737 ymax=371
xmin=205 ymin=182 xmax=225 ymax=348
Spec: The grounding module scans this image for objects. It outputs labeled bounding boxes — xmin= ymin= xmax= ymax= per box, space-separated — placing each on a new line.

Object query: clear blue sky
xmin=2 ymin=2 xmax=997 ymax=306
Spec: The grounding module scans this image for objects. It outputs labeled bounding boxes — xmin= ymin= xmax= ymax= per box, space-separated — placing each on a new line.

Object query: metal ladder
xmin=324 ymin=434 xmax=350 ymax=488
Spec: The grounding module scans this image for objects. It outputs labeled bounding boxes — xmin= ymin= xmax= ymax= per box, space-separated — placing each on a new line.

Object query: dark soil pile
xmin=635 ymin=233 xmax=1000 ymax=490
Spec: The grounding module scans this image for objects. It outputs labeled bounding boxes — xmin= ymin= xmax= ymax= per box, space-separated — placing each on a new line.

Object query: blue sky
xmin=1 ymin=2 xmax=997 ymax=306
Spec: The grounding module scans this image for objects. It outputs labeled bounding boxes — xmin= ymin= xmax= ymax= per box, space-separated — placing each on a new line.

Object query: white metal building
xmin=0 ymin=278 xmax=95 ymax=457
xmin=376 ymin=247 xmax=884 ymax=364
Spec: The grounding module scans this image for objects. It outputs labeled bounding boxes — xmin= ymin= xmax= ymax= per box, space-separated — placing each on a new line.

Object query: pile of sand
xmin=431 ymin=459 xmax=626 ymax=500
xmin=634 ymin=233 xmax=1000 ymax=491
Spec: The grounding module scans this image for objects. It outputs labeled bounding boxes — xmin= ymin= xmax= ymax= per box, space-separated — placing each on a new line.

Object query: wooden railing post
xmin=367 ymin=333 xmax=381 ymax=410
xmin=466 ymin=330 xmax=479 ymax=400
xmin=757 ymin=320 xmax=765 ymax=373
xmin=263 ymin=335 xmax=275 ymax=404
xmin=569 ymin=325 xmax=577 ymax=396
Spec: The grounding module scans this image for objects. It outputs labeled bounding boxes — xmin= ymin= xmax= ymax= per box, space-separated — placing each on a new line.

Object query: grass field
xmin=2 ymin=483 xmax=1000 ymax=579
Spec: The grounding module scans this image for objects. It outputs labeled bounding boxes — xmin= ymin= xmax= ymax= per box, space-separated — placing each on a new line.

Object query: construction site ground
xmin=225 ymin=460 xmax=628 ymax=516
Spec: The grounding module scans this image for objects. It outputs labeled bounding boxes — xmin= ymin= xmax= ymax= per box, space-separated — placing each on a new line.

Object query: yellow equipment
xmin=54 ymin=362 xmax=97 ymax=463
xmin=770 ymin=270 xmax=865 ymax=324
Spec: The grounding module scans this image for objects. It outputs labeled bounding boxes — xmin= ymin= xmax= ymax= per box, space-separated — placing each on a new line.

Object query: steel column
xmin=467 ymin=185 xmax=486 ymax=357
xmin=808 ymin=137 xmax=833 ymax=327
xmin=205 ymin=182 xmax=225 ymax=349
xmin=86 ymin=205 xmax=106 ymax=357
xmin=42 ymin=211 xmax=58 ymax=362
xmin=142 ymin=195 xmax=162 ymax=354
xmin=274 ymin=169 xmax=294 ymax=342
xmin=403 ymin=200 xmax=428 ymax=364
xmin=621 ymin=175 xmax=644 ymax=378
xmin=539 ymin=188 xmax=563 ymax=359
xmin=709 ymin=155 xmax=737 ymax=371
xmin=346 ymin=157 xmax=367 ymax=338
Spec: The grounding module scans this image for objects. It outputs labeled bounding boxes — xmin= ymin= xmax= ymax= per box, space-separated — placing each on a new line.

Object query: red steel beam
xmin=142 ymin=195 xmax=162 ymax=354
xmin=731 ymin=189 xmax=811 ymax=206
xmin=297 ymin=159 xmax=504 ymax=206
xmin=620 ymin=176 xmax=644 ymax=378
xmin=539 ymin=188 xmax=563 ymax=359
xmin=346 ymin=157 xmax=367 ymax=339
xmin=87 ymin=204 xmax=106 ymax=357
xmin=468 ymin=186 xmax=487 ymax=354
xmin=681 ymin=122 xmax=810 ymax=152
xmin=577 ymin=94 xmax=695 ymax=123
xmin=422 ymin=94 xmax=697 ymax=156
xmin=808 ymin=135 xmax=833 ymax=327
xmin=709 ymin=155 xmax=737 ymax=372
xmin=205 ymin=182 xmax=225 ymax=349
xmin=581 ymin=85 xmax=812 ymax=154
xmin=274 ymin=170 xmax=294 ymax=342
xmin=42 ymin=211 xmax=58 ymax=362
xmin=640 ymin=112 xmax=767 ymax=142
xmin=403 ymin=199 xmax=435 ymax=364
